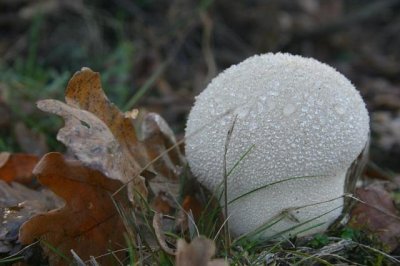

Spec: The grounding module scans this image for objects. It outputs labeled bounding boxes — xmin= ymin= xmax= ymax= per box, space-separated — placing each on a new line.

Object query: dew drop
xmin=283 ymin=104 xmax=296 ymax=116
xmin=273 ymin=81 xmax=280 ymax=87
xmin=268 ymin=101 xmax=276 ymax=111
xmin=237 ymin=106 xmax=250 ymax=119
xmin=267 ymin=90 xmax=279 ymax=96
xmin=301 ymin=106 xmax=309 ymax=113
xmin=249 ymin=121 xmax=258 ymax=131
xmin=334 ymin=105 xmax=346 ymax=115
xmin=257 ymin=101 xmax=265 ymax=113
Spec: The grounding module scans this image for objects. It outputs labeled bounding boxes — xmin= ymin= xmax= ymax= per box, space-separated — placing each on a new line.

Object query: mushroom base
xmin=226 ymin=171 xmax=346 ymax=239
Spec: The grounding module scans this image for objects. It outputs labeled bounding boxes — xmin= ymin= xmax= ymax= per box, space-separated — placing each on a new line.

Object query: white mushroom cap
xmin=185 ymin=53 xmax=369 ymax=238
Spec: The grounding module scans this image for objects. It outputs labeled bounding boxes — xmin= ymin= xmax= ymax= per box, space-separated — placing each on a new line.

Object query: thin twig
xmin=0 ymin=240 xmax=39 ymax=260
xmin=152 ymin=213 xmax=176 ymax=256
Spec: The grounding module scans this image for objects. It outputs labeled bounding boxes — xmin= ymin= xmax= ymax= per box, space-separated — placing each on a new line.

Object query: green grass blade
xmin=228 ymin=175 xmax=321 ymax=205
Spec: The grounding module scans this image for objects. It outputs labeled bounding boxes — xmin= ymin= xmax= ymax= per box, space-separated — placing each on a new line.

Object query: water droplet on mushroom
xmin=249 ymin=121 xmax=258 ymax=131
xmin=268 ymin=90 xmax=279 ymax=96
xmin=283 ymin=104 xmax=296 ymax=116
xmin=257 ymin=101 xmax=265 ymax=113
xmin=208 ymin=99 xmax=216 ymax=114
xmin=301 ymin=106 xmax=309 ymax=113
xmin=334 ymin=104 xmax=346 ymax=115
xmin=273 ymin=81 xmax=280 ymax=87
xmin=268 ymin=101 xmax=276 ymax=111
xmin=237 ymin=106 xmax=250 ymax=119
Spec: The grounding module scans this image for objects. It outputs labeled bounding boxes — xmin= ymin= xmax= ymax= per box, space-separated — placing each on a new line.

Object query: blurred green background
xmin=1 ymin=0 xmax=399 ymax=171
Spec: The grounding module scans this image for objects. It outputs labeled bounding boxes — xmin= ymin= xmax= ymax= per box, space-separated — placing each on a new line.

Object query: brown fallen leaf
xmin=141 ymin=112 xmax=186 ymax=204
xmin=0 ymin=180 xmax=61 ymax=254
xmin=19 ymin=152 xmax=130 ymax=265
xmin=37 ymin=68 xmax=185 ymax=210
xmin=349 ymin=184 xmax=400 ymax=251
xmin=182 ymin=195 xmax=204 ymax=222
xmin=66 ymin=68 xmax=185 ymax=205
xmin=152 ymin=192 xmax=175 ymax=215
xmin=176 ymin=236 xmax=228 ymax=266
xmin=65 ymin=68 xmax=141 ymax=155
xmin=36 ymin=100 xmax=138 ymax=186
xmin=0 ymin=152 xmax=39 ymax=185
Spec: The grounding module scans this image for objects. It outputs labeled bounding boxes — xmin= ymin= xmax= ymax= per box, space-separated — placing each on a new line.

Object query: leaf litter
xmin=0 ymin=152 xmax=61 ymax=255
xmin=37 ymin=68 xmax=186 ymax=207
xmin=19 ymin=152 xmax=131 ymax=265
xmin=0 ymin=180 xmax=61 ymax=255
xmin=0 ymin=152 xmax=39 ymax=186
xmin=175 ymin=236 xmax=228 ymax=266
xmin=7 ymin=68 xmax=220 ymax=265
xmin=0 ymin=66 xmax=397 ymax=265
xmin=350 ymin=183 xmax=400 ymax=251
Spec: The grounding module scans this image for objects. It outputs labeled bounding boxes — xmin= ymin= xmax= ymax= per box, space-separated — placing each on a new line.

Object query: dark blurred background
xmin=0 ymin=0 xmax=399 ymax=171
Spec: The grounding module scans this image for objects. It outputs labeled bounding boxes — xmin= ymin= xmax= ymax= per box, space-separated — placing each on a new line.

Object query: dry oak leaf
xmin=19 ymin=152 xmax=130 ymax=266
xmin=36 ymin=100 xmax=136 ymax=187
xmin=141 ymin=112 xmax=186 ymax=204
xmin=37 ymin=67 xmax=185 ymax=209
xmin=64 ymin=67 xmax=185 ymax=174
xmin=349 ymin=184 xmax=400 ymax=251
xmin=176 ymin=236 xmax=228 ymax=266
xmin=0 ymin=152 xmax=39 ymax=185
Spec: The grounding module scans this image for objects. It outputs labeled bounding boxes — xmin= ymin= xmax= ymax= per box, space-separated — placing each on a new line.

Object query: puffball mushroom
xmin=185 ymin=53 xmax=369 ymax=238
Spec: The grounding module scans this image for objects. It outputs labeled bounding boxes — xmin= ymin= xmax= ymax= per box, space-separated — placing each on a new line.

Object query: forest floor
xmin=1 ymin=0 xmax=400 ymax=265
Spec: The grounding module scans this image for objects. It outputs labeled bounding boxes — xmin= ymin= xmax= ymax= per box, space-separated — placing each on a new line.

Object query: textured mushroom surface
xmin=185 ymin=53 xmax=369 ymax=238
